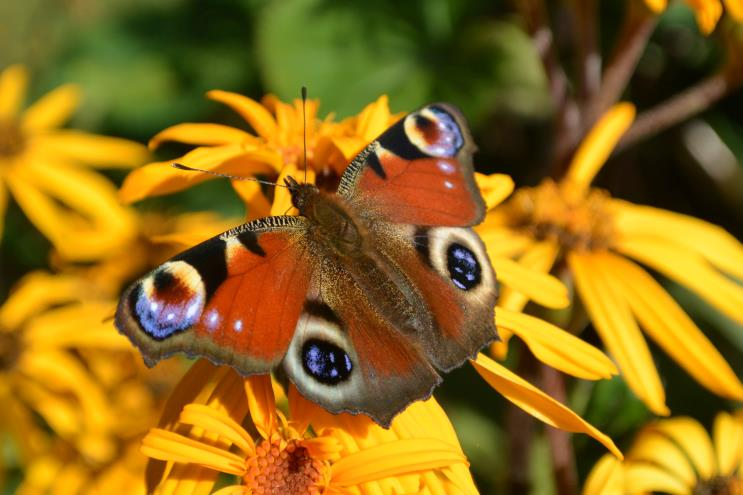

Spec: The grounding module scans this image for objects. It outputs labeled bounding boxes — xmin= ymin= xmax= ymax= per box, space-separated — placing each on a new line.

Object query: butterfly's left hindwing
xmin=115 ymin=216 xmax=313 ymax=374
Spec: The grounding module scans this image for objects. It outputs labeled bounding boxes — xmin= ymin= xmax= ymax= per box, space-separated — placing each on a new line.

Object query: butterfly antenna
xmin=171 ymin=163 xmax=287 ymax=188
xmin=301 ymin=86 xmax=308 ymax=184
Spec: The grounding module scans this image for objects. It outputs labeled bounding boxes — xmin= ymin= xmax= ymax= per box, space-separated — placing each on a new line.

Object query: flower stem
xmin=575 ymin=0 xmax=601 ymax=109
xmin=617 ymin=70 xmax=743 ymax=151
xmin=585 ymin=2 xmax=657 ymax=128
xmin=506 ymin=348 xmax=539 ymax=493
xmin=540 ymin=364 xmax=577 ymax=495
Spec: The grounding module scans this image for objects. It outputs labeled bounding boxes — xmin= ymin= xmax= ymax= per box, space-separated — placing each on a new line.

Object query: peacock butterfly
xmin=115 ymin=103 xmax=499 ymax=426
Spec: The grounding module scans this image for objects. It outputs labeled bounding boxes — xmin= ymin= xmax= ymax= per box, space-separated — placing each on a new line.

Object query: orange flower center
xmin=243 ymin=437 xmax=325 ymax=495
xmin=694 ymin=476 xmax=742 ymax=495
xmin=503 ymin=178 xmax=615 ymax=251
xmin=0 ymin=119 xmax=25 ymax=158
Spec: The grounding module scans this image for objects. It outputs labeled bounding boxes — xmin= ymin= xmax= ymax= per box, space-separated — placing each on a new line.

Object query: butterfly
xmin=115 ymin=103 xmax=499 ymax=427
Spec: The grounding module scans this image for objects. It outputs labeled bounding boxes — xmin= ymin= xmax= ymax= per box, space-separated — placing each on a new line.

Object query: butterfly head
xmin=284 ymin=176 xmax=320 ymax=216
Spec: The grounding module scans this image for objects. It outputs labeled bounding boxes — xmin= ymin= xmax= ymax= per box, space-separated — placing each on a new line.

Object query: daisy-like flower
xmin=119 ymin=91 xmax=400 ymax=220
xmin=583 ymin=411 xmax=743 ymax=495
xmin=642 ymin=0 xmax=743 ymax=34
xmin=0 ymin=271 xmax=135 ymax=467
xmin=481 ymin=102 xmax=743 ymax=415
xmin=142 ymin=371 xmax=478 ymax=494
xmin=0 ymin=65 xmax=147 ymax=261
xmin=120 ymin=91 xmax=622 ymax=458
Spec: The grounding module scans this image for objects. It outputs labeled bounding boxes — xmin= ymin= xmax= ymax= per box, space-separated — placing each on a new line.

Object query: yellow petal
xmin=141 ymin=429 xmax=245 ymax=476
xmin=119 ymin=145 xmax=279 ymax=203
xmin=477 ymin=227 xmax=533 ymax=259
xmin=23 ymin=303 xmax=131 ymax=350
xmin=568 ymin=252 xmax=669 ymax=415
xmin=232 ymin=179 xmax=272 ymax=221
xmin=475 ymin=173 xmax=515 ymax=210
xmin=624 ymin=462 xmax=690 ymax=494
xmin=471 ymin=353 xmax=622 ymax=458
xmin=582 ymin=454 xmax=624 ymax=495
xmin=149 ymin=123 xmax=258 ymax=150
xmin=330 ymin=438 xmax=467 ymax=486
xmin=686 ymin=0 xmax=723 ymax=34
xmin=156 ymin=360 xmax=227 ymax=430
xmin=497 ymin=307 xmax=618 ymax=380
xmin=652 ymin=417 xmax=716 ymax=479
xmin=211 ymin=485 xmax=248 ymax=495
xmin=611 ymin=199 xmax=743 ymax=280
xmin=643 ymin=0 xmax=668 ymax=12
xmin=33 ymin=130 xmax=149 ymax=168
xmin=713 ymin=412 xmax=743 ymax=475
xmin=178 ymin=404 xmax=255 ymax=455
xmin=0 ymin=272 xmax=83 ymax=330
xmin=724 ymin=0 xmax=743 ymax=20
xmin=493 ymin=255 xmax=568 ymax=310
xmin=207 ymin=90 xmax=277 ymax=141
xmin=244 ymin=375 xmax=277 ymax=440
xmin=21 ymin=83 xmax=81 ymax=133
xmin=355 ymin=94 xmax=394 ymax=141
xmin=8 ymin=163 xmax=136 ymax=261
xmin=602 ymin=252 xmax=743 ymax=400
xmin=616 ymin=236 xmax=743 ymax=324
xmin=496 ymin=240 xmax=561 ymax=312
xmin=628 ymin=429 xmax=696 ymax=487
xmin=0 ymin=64 xmax=28 ymax=119
xmin=565 ymin=103 xmax=636 ymax=193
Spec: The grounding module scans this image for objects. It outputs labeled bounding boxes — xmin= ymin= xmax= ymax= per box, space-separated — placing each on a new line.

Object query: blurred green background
xmin=2 ymin=1 xmax=742 ymax=493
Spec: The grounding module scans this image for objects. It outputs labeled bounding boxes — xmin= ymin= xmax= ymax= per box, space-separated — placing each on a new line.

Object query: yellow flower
xmin=141 ymin=370 xmax=477 ymax=494
xmin=0 ymin=271 xmax=137 ymax=466
xmin=119 ymin=91 xmax=399 ymax=220
xmin=643 ymin=0 xmax=743 ymax=34
xmin=583 ymin=411 xmax=743 ymax=495
xmin=482 ymin=102 xmax=743 ymax=415
xmin=0 ymin=65 xmax=148 ymax=261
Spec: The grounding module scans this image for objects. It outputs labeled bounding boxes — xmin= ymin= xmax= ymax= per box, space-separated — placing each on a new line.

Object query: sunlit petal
xmin=20 ymin=84 xmax=81 ymax=133
xmin=582 ymin=454 xmax=624 ymax=495
xmin=178 ymin=404 xmax=255 ymax=456
xmin=475 ymin=173 xmax=515 ymax=210
xmin=0 ymin=272 xmax=82 ymax=330
xmin=643 ymin=0 xmax=668 ymax=13
xmin=686 ymin=0 xmax=723 ymax=34
xmin=141 ymin=429 xmax=246 ymax=476
xmin=627 ymin=429 xmax=697 ymax=487
xmin=713 ymin=412 xmax=743 ymax=475
xmin=611 ymin=199 xmax=743 ymax=280
xmin=0 ymin=64 xmax=28 ymax=119
xmin=33 ymin=130 xmax=149 ymax=168
xmin=471 ymin=353 xmax=622 ymax=458
xmin=207 ymin=90 xmax=278 ymax=140
xmin=724 ymin=0 xmax=743 ymax=20
xmin=497 ymin=307 xmax=618 ymax=380
xmin=496 ymin=240 xmax=560 ymax=312
xmin=330 ymin=438 xmax=467 ymax=486
xmin=602 ymin=252 xmax=743 ymax=400
xmin=23 ymin=303 xmax=130 ymax=350
xmin=149 ymin=123 xmax=257 ymax=149
xmin=651 ymin=417 xmax=716 ymax=480
xmin=569 ymin=252 xmax=669 ymax=415
xmin=244 ymin=375 xmax=277 ymax=440
xmin=616 ymin=236 xmax=743 ymax=324
xmin=624 ymin=462 xmax=690 ymax=494
xmin=565 ymin=103 xmax=635 ymax=193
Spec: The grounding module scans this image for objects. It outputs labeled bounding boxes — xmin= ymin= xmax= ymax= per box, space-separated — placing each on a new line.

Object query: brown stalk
xmin=541 ymin=365 xmax=578 ymax=495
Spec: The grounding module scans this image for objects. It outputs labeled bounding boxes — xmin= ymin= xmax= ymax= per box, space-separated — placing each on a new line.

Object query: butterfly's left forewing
xmin=116 ymin=216 xmax=313 ymax=373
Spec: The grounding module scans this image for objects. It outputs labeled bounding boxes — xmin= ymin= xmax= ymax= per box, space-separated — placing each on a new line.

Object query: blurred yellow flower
xmin=0 ymin=271 xmax=133 ymax=466
xmin=643 ymin=0 xmax=743 ymax=34
xmin=583 ymin=411 xmax=743 ymax=495
xmin=119 ymin=91 xmax=400 ymax=220
xmin=482 ymin=102 xmax=743 ymax=415
xmin=0 ymin=65 xmax=148 ymax=261
xmin=142 ymin=371 xmax=477 ymax=494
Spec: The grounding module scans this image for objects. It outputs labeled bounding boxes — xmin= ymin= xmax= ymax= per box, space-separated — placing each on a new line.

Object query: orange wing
xmin=115 ymin=216 xmax=313 ymax=374
xmin=337 ymin=104 xmax=485 ymax=227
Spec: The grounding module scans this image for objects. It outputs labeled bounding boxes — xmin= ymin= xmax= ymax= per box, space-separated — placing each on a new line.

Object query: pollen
xmin=243 ymin=437 xmax=326 ymax=495
xmin=503 ymin=179 xmax=615 ymax=252
xmin=693 ymin=476 xmax=742 ymax=495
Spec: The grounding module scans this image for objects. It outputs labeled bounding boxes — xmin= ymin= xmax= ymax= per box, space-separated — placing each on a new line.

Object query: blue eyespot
xmin=447 ymin=243 xmax=481 ymax=290
xmin=424 ymin=106 xmax=464 ymax=158
xmin=301 ymin=339 xmax=353 ymax=384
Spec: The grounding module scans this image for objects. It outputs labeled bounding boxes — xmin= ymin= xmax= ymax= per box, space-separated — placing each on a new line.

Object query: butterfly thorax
xmin=286 ymin=176 xmax=363 ymax=256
